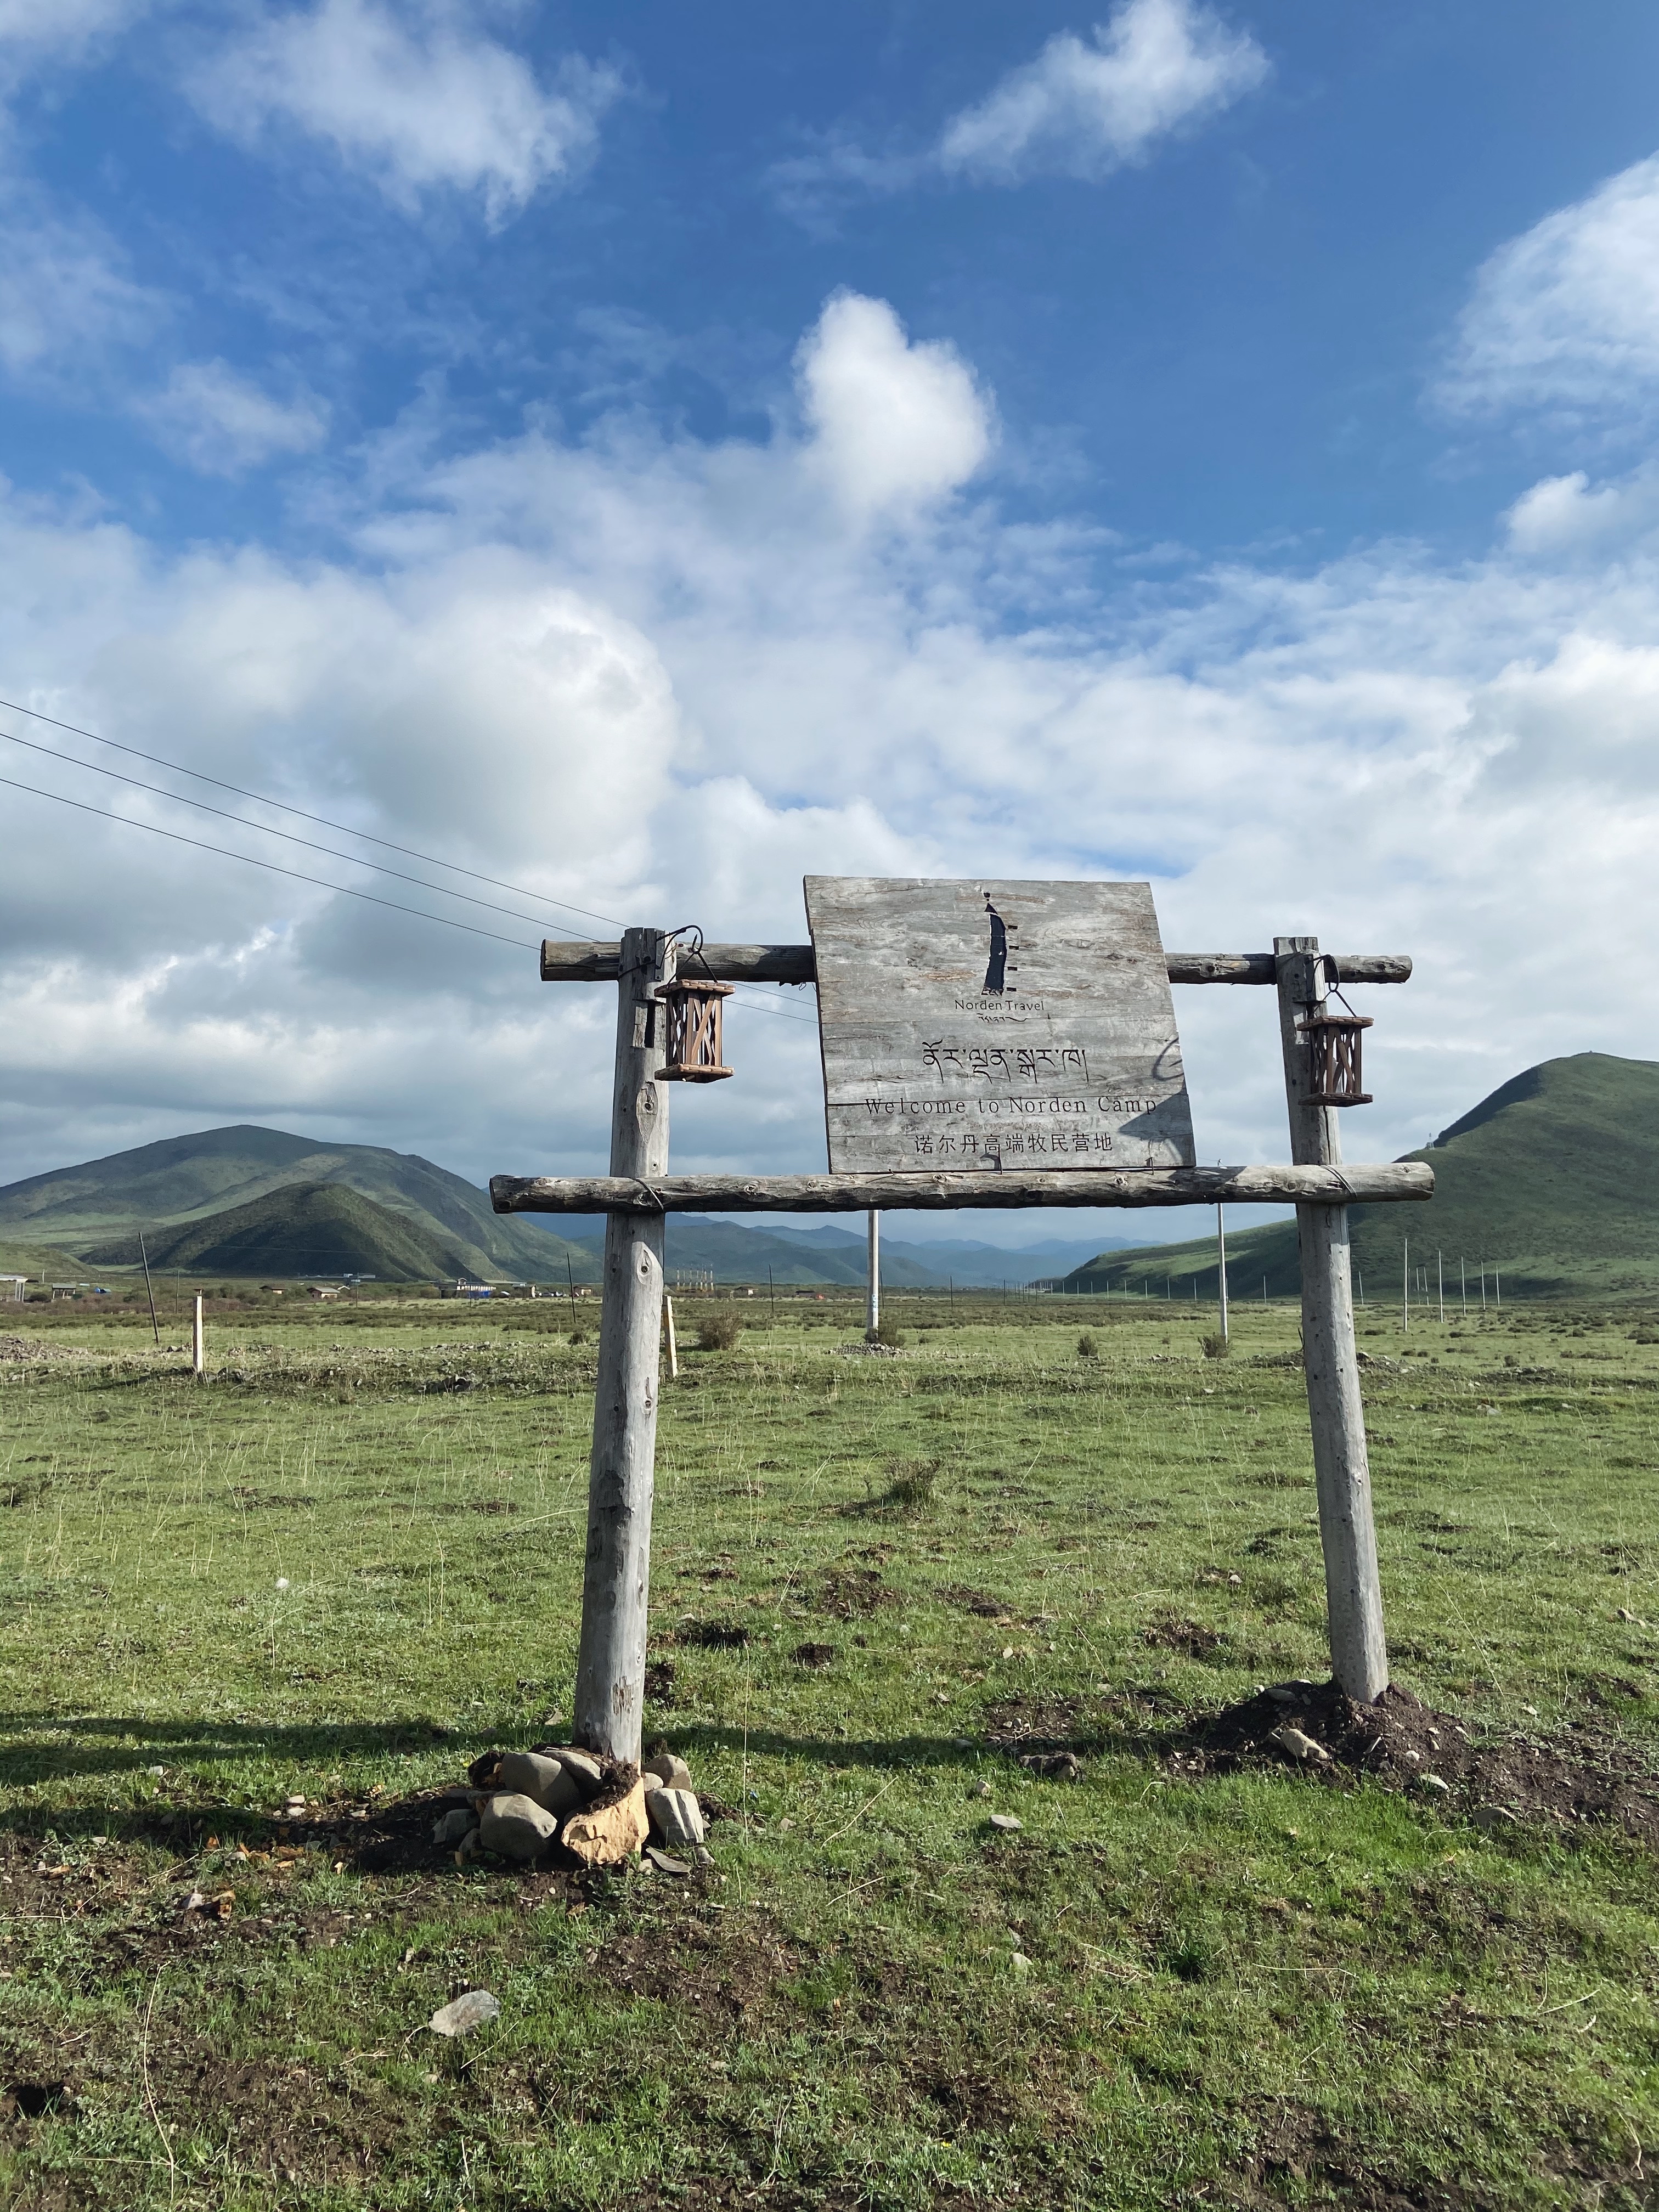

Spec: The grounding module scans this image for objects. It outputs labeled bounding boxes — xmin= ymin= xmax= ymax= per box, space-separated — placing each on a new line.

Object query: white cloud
xmin=0 ymin=0 xmax=153 ymax=74
xmin=134 ymin=359 xmax=329 ymax=476
xmin=937 ymin=0 xmax=1268 ymax=184
xmin=1504 ymin=471 xmax=1635 ymax=552
xmin=184 ymin=0 xmax=620 ymax=224
xmin=1443 ymin=153 xmax=1659 ymax=420
xmin=0 ymin=185 xmax=162 ymax=381
xmin=795 ymin=294 xmax=994 ymax=520
xmin=769 ymin=0 xmax=1266 ymax=218
xmin=4 ymin=290 xmax=1659 ymax=1211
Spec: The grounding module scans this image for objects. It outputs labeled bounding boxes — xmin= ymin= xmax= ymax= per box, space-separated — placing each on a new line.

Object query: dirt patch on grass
xmin=1176 ymin=1680 xmax=1659 ymax=1846
xmin=817 ymin=1566 xmax=898 ymax=1619
xmin=1143 ymin=1615 xmax=1226 ymax=1657
xmin=591 ymin=1906 xmax=798 ymax=2018
xmin=791 ymin=1641 xmax=838 ymax=1668
xmin=983 ymin=1695 xmax=1099 ymax=1754
xmin=670 ymin=1618 xmax=752 ymax=1650
xmin=937 ymin=1583 xmax=1013 ymax=1620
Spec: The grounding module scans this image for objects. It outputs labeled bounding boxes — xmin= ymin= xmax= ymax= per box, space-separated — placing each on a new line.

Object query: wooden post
xmin=865 ymin=1209 xmax=881 ymax=1340
xmin=1275 ymin=935 xmax=1389 ymax=1703
xmin=192 ymin=1294 xmax=205 ymax=1379
xmin=573 ymin=926 xmax=670 ymax=1763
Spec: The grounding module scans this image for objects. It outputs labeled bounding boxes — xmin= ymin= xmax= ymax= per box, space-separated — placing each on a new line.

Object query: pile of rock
xmin=433 ymin=1744 xmax=713 ymax=1875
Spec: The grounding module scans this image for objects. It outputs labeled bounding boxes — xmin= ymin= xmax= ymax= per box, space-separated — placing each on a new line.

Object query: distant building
xmin=1 ymin=1274 xmax=26 ymax=1304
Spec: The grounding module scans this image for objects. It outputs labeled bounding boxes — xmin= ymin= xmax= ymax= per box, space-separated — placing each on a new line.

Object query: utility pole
xmin=1437 ymin=1248 xmax=1444 ymax=1326
xmin=138 ymin=1228 xmax=160 ymax=1347
xmin=1402 ymin=1235 xmax=1409 ymax=1336
xmin=1216 ymin=1204 xmax=1229 ymax=1345
xmin=865 ymin=1210 xmax=881 ymax=1341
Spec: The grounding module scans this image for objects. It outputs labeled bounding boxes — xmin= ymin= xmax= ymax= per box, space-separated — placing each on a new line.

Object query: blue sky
xmin=1 ymin=0 xmax=1656 ymax=1246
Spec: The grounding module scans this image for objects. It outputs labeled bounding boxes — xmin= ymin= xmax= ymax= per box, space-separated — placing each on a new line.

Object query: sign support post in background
xmin=866 ymin=1210 xmax=880 ymax=1340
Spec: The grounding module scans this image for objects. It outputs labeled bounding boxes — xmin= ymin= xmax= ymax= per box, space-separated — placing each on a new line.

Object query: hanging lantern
xmin=1297 ymin=985 xmax=1373 ymax=1107
xmin=656 ymin=973 xmax=734 ymax=1082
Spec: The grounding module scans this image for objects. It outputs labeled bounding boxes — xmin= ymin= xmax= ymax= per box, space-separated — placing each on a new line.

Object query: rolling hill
xmin=0 ymin=1123 xmax=1173 ymax=1288
xmin=1058 ymin=1053 xmax=1659 ymax=1305
xmin=0 ymin=1125 xmax=598 ymax=1282
xmin=80 ymin=1182 xmax=496 ymax=1283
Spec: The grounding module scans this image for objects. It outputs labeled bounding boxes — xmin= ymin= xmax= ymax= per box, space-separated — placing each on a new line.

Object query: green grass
xmin=2 ymin=1291 xmax=1657 ymax=2208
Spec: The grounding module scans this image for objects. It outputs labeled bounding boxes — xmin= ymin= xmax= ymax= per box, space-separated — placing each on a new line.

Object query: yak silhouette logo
xmin=982 ymin=895 xmax=1019 ymax=995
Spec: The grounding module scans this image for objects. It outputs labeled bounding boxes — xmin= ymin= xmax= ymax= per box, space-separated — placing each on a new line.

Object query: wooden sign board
xmin=804 ymin=877 xmax=1197 ymax=1175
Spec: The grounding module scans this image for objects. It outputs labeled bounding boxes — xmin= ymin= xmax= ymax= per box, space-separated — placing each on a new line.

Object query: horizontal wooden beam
xmin=540 ymin=941 xmax=1412 ymax=987
xmin=491 ymin=1162 xmax=1433 ymax=1216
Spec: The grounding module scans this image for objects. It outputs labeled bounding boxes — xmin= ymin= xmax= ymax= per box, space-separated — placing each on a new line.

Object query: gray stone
xmin=645 ymin=1785 xmax=706 ymax=1847
xmin=497 ymin=1751 xmax=584 ymax=1816
xmin=538 ymin=1746 xmax=603 ymax=1797
xmin=647 ymin=1847 xmax=691 ymax=1876
xmin=432 ymin=1807 xmax=478 ymax=1847
xmin=989 ymin=1813 xmax=1023 ymax=1832
xmin=643 ymin=1751 xmax=693 ymax=1792
xmin=430 ymin=1990 xmax=499 ymax=2038
xmin=693 ymin=1846 xmax=715 ymax=1867
xmin=1474 ymin=1803 xmax=1518 ymax=1830
xmin=479 ymin=1792 xmax=558 ymax=1861
xmin=1417 ymin=1773 xmax=1451 ymax=1794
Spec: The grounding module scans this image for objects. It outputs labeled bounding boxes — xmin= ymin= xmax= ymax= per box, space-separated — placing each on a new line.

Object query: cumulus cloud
xmin=773 ymin=0 xmax=1266 ymax=215
xmin=1442 ymin=153 xmax=1659 ymax=421
xmin=795 ymin=294 xmax=994 ymax=520
xmin=1504 ymin=470 xmax=1638 ymax=552
xmin=134 ymin=358 xmax=330 ymax=476
xmin=184 ymin=0 xmax=620 ymax=223
xmin=938 ymin=0 xmax=1267 ymax=183
xmin=3 ymin=289 xmax=1659 ymax=1209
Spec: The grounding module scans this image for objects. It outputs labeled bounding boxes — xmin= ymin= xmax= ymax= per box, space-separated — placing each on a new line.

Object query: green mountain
xmin=1058 ymin=1053 xmax=1659 ymax=1305
xmin=81 ymin=1182 xmax=499 ymax=1283
xmin=0 ymin=1124 xmax=597 ymax=1282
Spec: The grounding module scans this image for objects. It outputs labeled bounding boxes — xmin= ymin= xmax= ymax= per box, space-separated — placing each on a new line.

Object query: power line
xmin=0 ymin=692 xmax=623 ymax=932
xmin=0 ymin=774 xmax=540 ymax=949
xmin=0 ymin=723 xmax=590 ymax=939
xmin=0 ymin=696 xmax=820 ymax=1027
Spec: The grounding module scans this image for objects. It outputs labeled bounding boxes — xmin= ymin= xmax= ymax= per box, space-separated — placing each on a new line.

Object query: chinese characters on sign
xmin=804 ymin=877 xmax=1197 ymax=1174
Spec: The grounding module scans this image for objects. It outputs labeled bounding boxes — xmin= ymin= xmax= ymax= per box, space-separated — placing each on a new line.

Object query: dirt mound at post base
xmin=1174 ymin=1680 xmax=1659 ymax=1847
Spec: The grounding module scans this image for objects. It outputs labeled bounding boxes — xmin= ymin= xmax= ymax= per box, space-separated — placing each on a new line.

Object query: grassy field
xmin=2 ymin=1289 xmax=1657 ymax=2210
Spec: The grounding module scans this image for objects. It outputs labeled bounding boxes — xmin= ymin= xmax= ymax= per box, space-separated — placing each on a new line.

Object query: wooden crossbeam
xmin=492 ymin=1163 xmax=1432 ymax=1215
xmin=540 ymin=941 xmax=1413 ymax=986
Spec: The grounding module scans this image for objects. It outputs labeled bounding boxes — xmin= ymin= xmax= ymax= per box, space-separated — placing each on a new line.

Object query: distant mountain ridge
xmin=0 ymin=1124 xmax=597 ymax=1280
xmin=0 ymin=1124 xmax=1201 ymax=1288
xmin=1058 ymin=1053 xmax=1659 ymax=1304
xmin=82 ymin=1182 xmax=498 ymax=1283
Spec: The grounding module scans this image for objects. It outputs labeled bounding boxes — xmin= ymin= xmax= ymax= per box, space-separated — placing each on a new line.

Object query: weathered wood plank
xmin=542 ymin=941 xmax=817 ymax=983
xmin=1276 ymin=934 xmax=1389 ymax=1705
xmin=573 ymin=927 xmax=670 ymax=1765
xmin=491 ymin=1163 xmax=1433 ymax=1214
xmin=804 ymin=877 xmax=1197 ymax=1174
xmin=541 ymin=940 xmax=1412 ymax=986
